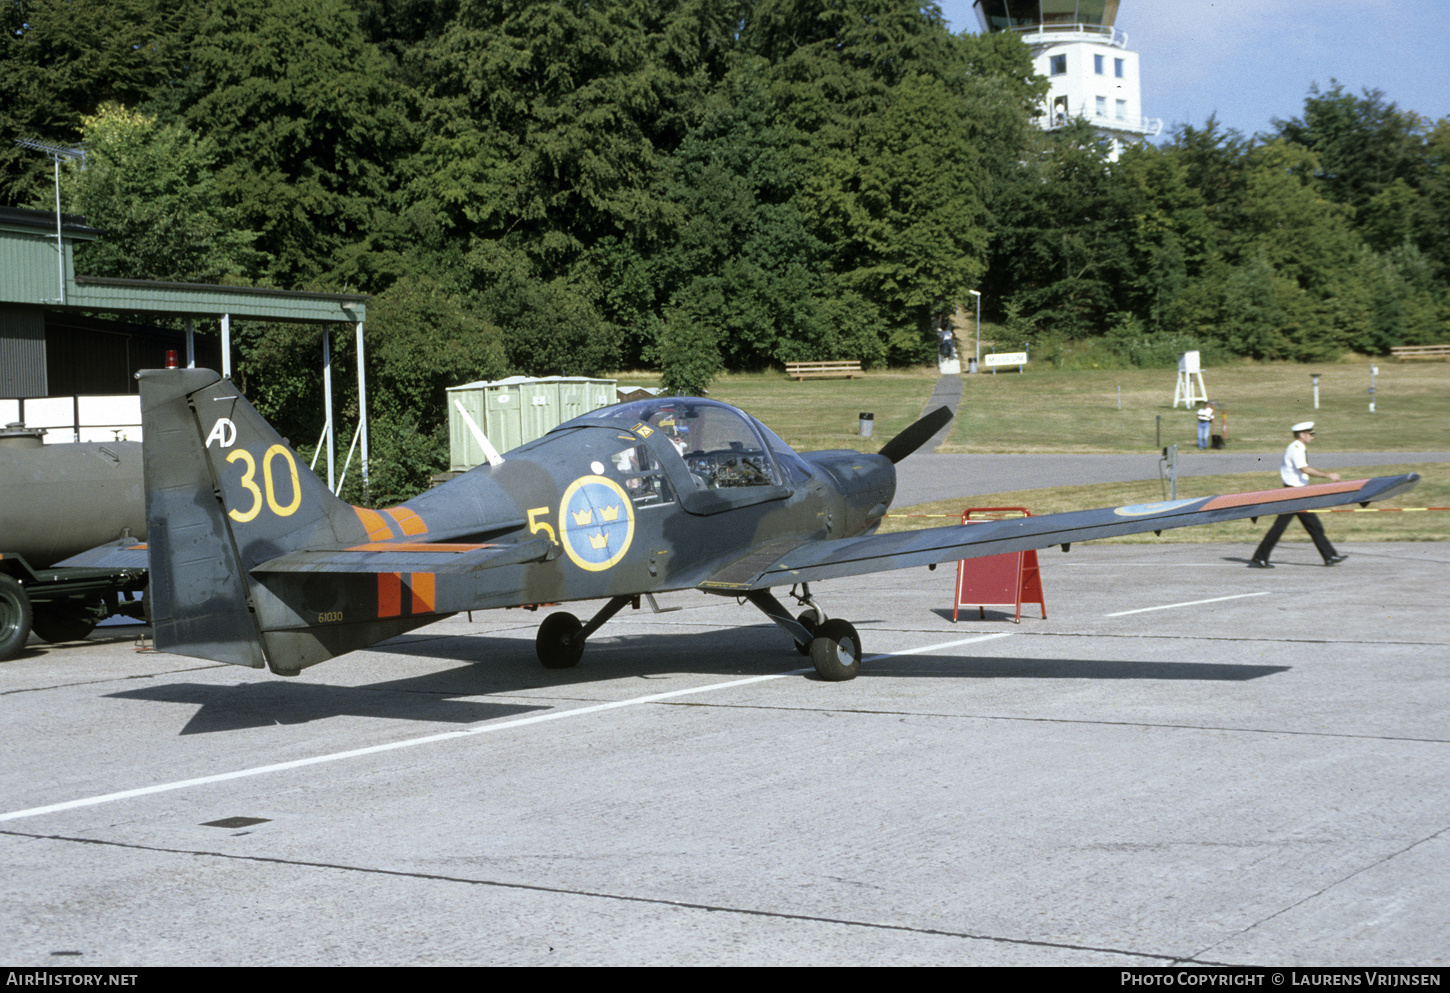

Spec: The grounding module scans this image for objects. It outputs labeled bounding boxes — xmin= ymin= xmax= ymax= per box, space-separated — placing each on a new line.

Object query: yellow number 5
xmin=527 ymin=506 xmax=556 ymax=543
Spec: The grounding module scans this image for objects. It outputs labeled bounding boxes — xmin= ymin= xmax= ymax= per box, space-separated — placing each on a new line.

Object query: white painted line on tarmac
xmin=1105 ymin=592 xmax=1271 ymax=617
xmin=0 ymin=633 xmax=1013 ymax=825
xmin=865 ymin=631 xmax=1013 ymax=663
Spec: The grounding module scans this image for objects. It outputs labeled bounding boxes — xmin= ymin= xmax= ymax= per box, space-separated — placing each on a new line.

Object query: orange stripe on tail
xmin=354 ymin=507 xmax=395 ymax=541
xmin=384 ymin=507 xmax=428 ymax=536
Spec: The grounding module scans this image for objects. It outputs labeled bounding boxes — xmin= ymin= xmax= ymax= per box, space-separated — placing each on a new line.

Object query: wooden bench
xmin=785 ymin=360 xmax=863 ymax=380
xmin=1391 ymin=345 xmax=1450 ymax=360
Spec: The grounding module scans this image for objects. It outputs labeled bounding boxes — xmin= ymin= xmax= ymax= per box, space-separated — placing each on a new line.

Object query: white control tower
xmin=973 ymin=1 xmax=1161 ymax=158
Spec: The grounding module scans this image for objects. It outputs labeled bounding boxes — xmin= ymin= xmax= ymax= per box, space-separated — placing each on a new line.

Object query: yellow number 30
xmin=227 ymin=446 xmax=303 ymax=522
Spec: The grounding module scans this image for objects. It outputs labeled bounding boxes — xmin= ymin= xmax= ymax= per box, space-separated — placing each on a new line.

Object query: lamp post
xmin=968 ymin=289 xmax=982 ymax=373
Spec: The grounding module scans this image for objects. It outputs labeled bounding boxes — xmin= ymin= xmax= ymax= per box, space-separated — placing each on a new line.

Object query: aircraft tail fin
xmin=139 ymin=368 xmax=436 ymax=674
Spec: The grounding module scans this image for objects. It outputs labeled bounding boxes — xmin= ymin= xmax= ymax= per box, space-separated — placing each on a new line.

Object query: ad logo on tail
xmin=205 ymin=417 xmax=237 ymax=449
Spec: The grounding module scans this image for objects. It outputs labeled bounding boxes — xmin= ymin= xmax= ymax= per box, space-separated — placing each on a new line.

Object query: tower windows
xmin=1115 ymin=57 xmax=1125 ymax=78
xmin=1094 ymin=53 xmax=1104 ymax=74
xmin=1050 ymin=53 xmax=1066 ymax=75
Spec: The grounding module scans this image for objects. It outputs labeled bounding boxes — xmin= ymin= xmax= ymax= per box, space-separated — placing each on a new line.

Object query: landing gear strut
xmin=744 ymin=584 xmax=863 ymax=681
xmin=535 ymin=595 xmax=633 ymax=669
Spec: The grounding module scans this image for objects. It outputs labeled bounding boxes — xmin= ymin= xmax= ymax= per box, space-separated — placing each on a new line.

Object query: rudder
xmin=139 ymin=368 xmax=381 ymax=673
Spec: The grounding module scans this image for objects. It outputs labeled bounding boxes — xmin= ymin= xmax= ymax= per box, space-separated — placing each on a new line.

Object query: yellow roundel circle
xmin=559 ymin=475 xmax=635 ymax=571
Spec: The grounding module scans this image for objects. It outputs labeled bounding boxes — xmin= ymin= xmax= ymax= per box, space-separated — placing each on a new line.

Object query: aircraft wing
xmin=250 ymin=536 xmax=557 ymax=575
xmin=699 ymin=474 xmax=1420 ymax=590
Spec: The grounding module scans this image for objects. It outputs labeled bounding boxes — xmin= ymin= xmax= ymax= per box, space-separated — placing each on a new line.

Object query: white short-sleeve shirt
xmin=1280 ymin=439 xmax=1309 ymax=487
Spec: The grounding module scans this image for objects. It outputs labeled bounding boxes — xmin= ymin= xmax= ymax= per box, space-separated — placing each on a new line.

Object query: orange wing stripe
xmin=346 ymin=542 xmax=494 ymax=553
xmin=1199 ymin=480 xmax=1366 ymax=512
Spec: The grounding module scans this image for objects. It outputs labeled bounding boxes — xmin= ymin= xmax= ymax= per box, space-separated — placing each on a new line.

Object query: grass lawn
xmin=942 ymin=359 xmax=1450 ymax=454
xmin=672 ymin=367 xmax=943 ymax=453
xmin=616 ymin=359 xmax=1449 ymax=541
xmin=621 ymin=359 xmax=1450 ymax=456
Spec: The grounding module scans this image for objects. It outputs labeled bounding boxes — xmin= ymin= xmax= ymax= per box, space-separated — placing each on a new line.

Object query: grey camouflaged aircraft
xmin=136 ymin=367 xmax=1417 ymax=682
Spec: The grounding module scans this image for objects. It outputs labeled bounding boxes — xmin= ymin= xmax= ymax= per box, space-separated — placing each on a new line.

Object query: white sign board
xmin=984 ymin=352 xmax=1028 ymax=369
xmin=1178 ymin=350 xmax=1200 ymax=374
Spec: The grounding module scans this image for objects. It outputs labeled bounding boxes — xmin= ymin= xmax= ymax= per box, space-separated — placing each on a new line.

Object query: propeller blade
xmin=878 ymin=406 xmax=953 ymax=464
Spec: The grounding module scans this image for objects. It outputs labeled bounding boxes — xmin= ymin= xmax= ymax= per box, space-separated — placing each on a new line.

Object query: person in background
xmin=1249 ymin=421 xmax=1348 ymax=568
xmin=1196 ymin=400 xmax=1215 ymax=450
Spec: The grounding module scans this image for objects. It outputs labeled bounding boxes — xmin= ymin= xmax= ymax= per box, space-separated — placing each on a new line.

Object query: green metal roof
xmin=0 ymin=206 xmax=365 ymax=324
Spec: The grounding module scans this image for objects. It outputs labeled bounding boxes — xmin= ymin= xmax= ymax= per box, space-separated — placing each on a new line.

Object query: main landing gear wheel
xmin=0 ymin=574 xmax=33 ymax=662
xmin=536 ymin=611 xmax=585 ymax=669
xmin=809 ymin=618 xmax=861 ymax=681
xmin=793 ymin=609 xmax=819 ymax=656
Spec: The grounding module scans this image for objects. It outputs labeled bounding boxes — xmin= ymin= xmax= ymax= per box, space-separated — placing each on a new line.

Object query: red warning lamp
xmin=166 ymin=349 xmax=178 ymax=369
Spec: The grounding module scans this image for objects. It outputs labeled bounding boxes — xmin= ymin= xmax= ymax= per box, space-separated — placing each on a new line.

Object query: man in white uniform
xmin=1249 ymin=421 xmax=1348 ymax=568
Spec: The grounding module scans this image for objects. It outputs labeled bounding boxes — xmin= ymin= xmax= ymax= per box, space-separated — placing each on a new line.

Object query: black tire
xmin=793 ymin=609 xmax=819 ymax=656
xmin=536 ymin=611 xmax=585 ymax=669
xmin=810 ymin=618 xmax=861 ymax=681
xmin=31 ymin=602 xmax=98 ymax=644
xmin=0 ymin=574 xmax=34 ymax=662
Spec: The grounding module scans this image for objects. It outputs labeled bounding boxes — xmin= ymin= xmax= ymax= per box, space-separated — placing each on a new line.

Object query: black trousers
xmin=1253 ymin=509 xmax=1338 ymax=562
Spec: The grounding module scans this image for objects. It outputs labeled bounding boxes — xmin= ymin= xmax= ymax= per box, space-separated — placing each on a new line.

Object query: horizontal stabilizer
xmin=251 ymin=536 xmax=557 ymax=575
xmin=54 ymin=538 xmax=149 ymax=570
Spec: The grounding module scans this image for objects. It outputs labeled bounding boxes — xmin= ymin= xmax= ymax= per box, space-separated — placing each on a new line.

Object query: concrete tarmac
xmin=3 ymin=542 xmax=1446 ymax=966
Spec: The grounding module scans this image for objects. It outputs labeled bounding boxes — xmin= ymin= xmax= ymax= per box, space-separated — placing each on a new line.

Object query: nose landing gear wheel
xmin=809 ymin=618 xmax=861 ymax=681
xmin=536 ymin=611 xmax=585 ymax=669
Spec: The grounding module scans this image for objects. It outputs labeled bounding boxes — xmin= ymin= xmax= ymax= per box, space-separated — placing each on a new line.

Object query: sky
xmin=936 ymin=0 xmax=1450 ymax=140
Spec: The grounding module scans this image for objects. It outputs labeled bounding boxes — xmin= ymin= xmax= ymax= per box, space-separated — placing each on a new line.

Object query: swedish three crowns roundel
xmin=559 ymin=475 xmax=635 ymax=571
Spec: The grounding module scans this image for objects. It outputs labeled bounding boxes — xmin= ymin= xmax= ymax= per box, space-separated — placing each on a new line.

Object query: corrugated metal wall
xmin=0 ymin=304 xmax=47 ymax=397
xmin=0 ymin=230 xmax=65 ymax=303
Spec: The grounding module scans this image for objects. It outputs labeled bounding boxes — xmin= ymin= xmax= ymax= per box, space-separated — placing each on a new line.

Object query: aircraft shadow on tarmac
xmin=104 ymin=668 xmax=551 ymax=735
xmin=104 ymin=624 xmax=1289 ymax=734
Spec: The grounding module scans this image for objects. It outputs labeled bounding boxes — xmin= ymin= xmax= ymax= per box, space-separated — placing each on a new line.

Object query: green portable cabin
xmin=446 ymin=376 xmax=617 ymax=470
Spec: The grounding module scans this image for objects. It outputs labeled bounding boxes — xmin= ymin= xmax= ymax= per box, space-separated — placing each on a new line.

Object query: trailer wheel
xmin=0 ymin=574 xmax=33 ymax=661
xmin=31 ymin=602 xmax=97 ymax=644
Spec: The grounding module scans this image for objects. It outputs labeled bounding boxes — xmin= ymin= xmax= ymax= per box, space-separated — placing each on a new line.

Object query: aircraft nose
xmin=811 ymin=452 xmax=896 ymax=534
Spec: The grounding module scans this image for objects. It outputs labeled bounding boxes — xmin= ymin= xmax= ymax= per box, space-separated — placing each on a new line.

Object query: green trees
xmin=984 ymin=94 xmax=1449 ymax=367
xmin=58 ymin=105 xmax=259 ymax=282
xmin=0 ymin=0 xmax=196 ymax=206
xmin=163 ymin=0 xmax=411 ymax=289
xmin=5 ymin=1 xmax=1447 ymax=493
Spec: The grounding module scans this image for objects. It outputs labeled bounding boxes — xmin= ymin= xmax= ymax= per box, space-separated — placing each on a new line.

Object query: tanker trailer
xmin=0 ymin=422 xmax=148 ymax=659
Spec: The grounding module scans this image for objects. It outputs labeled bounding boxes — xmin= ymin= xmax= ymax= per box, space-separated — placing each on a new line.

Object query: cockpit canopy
xmin=560 ymin=397 xmax=814 ymax=494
